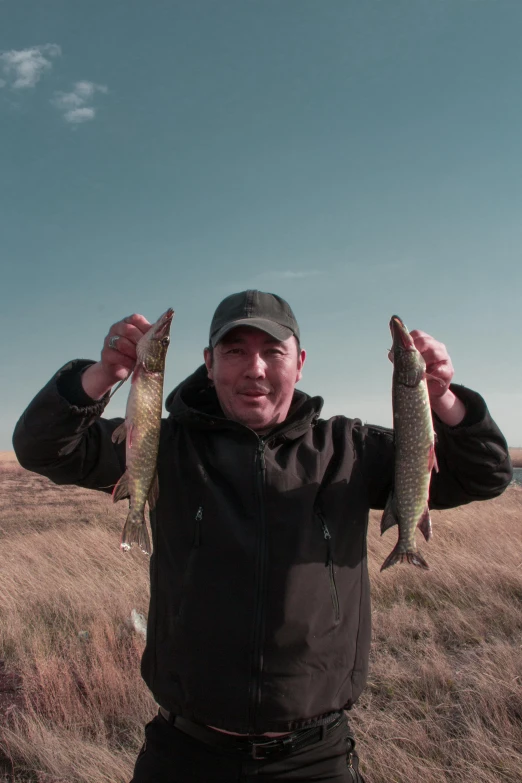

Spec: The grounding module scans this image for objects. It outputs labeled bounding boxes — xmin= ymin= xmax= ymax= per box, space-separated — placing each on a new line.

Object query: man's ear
xmin=296 ymin=349 xmax=306 ymax=383
xmin=204 ymin=347 xmax=214 ymax=380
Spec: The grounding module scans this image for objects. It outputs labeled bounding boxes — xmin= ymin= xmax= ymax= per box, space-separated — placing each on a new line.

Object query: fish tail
xmin=121 ymin=509 xmax=151 ymax=555
xmin=380 ymin=544 xmax=429 ymax=572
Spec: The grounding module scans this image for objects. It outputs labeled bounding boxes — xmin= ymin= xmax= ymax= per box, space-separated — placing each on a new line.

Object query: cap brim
xmin=211 ymin=318 xmax=294 ymax=347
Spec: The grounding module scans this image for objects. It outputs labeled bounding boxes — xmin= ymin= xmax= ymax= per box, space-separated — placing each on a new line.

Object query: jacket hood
xmin=165 ymin=364 xmax=323 ymax=439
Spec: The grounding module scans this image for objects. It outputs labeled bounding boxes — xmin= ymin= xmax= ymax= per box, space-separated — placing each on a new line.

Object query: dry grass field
xmin=509 ymin=448 xmax=522 ymax=467
xmin=0 ymin=457 xmax=521 ymax=783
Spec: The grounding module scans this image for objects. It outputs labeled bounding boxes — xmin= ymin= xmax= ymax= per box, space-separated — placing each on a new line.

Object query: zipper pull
xmin=319 ymin=513 xmax=332 ymax=567
xmin=258 ymin=442 xmax=266 ymax=472
xmin=194 ymin=506 xmax=202 ymax=546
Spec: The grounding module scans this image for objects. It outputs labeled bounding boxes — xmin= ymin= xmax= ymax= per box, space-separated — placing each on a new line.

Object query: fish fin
xmin=428 ymin=443 xmax=439 ymax=473
xmin=417 ymin=505 xmax=432 ymax=542
xmin=380 ymin=494 xmax=398 ymax=535
xmin=112 ymin=421 xmax=127 ymax=444
xmin=405 ymin=366 xmax=426 ymax=386
xmin=112 ymin=471 xmax=131 ymax=503
xmin=380 ymin=545 xmax=430 ymax=572
xmin=121 ymin=510 xmax=151 ymax=555
xmin=148 ymin=471 xmax=159 ymax=510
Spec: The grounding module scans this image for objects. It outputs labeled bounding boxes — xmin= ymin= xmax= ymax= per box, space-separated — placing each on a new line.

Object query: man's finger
xmin=104 ymin=350 xmax=135 ymax=373
xmin=122 ymin=314 xmax=151 ymax=335
xmin=104 ymin=334 xmax=138 ymax=361
xmin=413 ymin=336 xmax=449 ymax=364
xmin=426 ymin=363 xmax=453 ymax=385
xmin=410 ymin=330 xmax=437 ymax=342
xmin=411 ymin=332 xmax=445 ymax=352
xmin=111 ymin=323 xmax=145 ymax=347
xmin=108 ymin=321 xmax=149 ymax=346
xmin=425 ymin=359 xmax=451 ymax=374
xmin=425 ymin=357 xmax=454 ymax=396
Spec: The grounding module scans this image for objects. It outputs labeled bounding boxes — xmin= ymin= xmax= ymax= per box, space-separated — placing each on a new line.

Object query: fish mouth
xmin=389 ymin=315 xmax=415 ymax=351
xmin=154 ymin=308 xmax=174 ymax=339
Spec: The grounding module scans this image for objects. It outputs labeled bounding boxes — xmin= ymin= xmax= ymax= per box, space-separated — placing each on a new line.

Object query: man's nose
xmin=244 ymin=353 xmax=266 ymax=378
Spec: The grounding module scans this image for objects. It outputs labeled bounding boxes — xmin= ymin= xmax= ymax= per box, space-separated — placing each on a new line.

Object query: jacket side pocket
xmin=317 ymin=510 xmax=340 ymax=625
xmin=176 ymin=506 xmax=202 ymax=622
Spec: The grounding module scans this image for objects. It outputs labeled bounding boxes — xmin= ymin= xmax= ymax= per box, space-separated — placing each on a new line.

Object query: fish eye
xmin=162 ymin=337 xmax=170 ymax=346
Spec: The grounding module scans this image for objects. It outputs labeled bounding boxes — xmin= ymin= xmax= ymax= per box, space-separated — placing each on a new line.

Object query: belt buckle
xmin=249 ymin=736 xmax=293 ymax=760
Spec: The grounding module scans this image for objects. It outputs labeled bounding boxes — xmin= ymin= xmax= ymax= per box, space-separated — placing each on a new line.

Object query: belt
xmin=158 ymin=707 xmax=344 ymax=760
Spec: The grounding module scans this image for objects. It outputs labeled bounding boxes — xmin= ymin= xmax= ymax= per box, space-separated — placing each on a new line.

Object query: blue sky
xmin=2 ymin=0 xmax=522 ymax=449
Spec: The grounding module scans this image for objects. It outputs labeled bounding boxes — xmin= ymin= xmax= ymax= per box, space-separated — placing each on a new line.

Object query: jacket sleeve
xmin=360 ymin=383 xmax=513 ymax=511
xmin=12 ymin=360 xmax=126 ymax=494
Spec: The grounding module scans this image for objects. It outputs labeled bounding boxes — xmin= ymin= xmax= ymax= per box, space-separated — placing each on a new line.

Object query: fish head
xmin=389 ymin=315 xmax=426 ymax=387
xmin=136 ymin=308 xmax=174 ymax=372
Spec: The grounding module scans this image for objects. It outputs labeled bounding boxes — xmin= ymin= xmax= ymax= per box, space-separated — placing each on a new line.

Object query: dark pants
xmin=130 ymin=711 xmax=366 ymax=782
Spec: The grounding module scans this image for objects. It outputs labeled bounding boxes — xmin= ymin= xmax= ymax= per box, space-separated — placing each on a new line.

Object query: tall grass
xmin=508 ymin=448 xmax=522 ymax=467
xmin=360 ymin=488 xmax=522 ymax=782
xmin=0 ymin=464 xmax=153 ymax=782
xmin=1 ymin=462 xmax=521 ymax=782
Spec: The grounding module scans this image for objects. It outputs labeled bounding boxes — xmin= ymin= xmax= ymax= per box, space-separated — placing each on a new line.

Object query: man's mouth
xmin=238 ymin=389 xmax=270 ymax=397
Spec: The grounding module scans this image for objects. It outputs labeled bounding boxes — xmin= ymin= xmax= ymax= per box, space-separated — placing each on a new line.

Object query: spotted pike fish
xmin=380 ymin=315 xmax=438 ymax=571
xmin=111 ymin=308 xmax=174 ymax=554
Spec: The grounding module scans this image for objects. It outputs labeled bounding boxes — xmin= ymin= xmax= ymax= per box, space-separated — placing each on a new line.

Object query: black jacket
xmin=12 ymin=361 xmax=512 ymax=733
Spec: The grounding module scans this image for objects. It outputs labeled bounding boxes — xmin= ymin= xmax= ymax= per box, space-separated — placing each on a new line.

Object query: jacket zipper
xmin=249 ymin=440 xmax=267 ymax=731
xmin=346 ymin=750 xmax=358 ymax=780
xmin=318 ymin=512 xmax=340 ymax=624
xmin=177 ymin=506 xmax=202 ymax=620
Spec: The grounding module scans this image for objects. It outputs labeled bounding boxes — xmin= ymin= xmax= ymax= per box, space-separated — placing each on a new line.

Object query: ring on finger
xmin=109 ymin=335 xmax=120 ymax=350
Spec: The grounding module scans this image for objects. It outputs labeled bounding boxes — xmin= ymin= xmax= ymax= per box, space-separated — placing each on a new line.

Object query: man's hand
xmin=81 ymin=314 xmax=152 ymax=400
xmin=410 ymin=330 xmax=466 ymax=427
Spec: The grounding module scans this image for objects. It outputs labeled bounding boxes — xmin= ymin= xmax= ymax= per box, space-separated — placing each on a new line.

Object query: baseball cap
xmin=209 ymin=290 xmax=300 ymax=347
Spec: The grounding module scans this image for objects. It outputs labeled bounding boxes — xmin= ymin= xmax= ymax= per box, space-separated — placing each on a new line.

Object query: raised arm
xmin=12 ymin=313 xmax=151 ymax=493
xmin=364 ymin=329 xmax=512 ymax=509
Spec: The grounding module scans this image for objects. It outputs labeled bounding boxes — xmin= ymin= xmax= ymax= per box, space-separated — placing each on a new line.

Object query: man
xmin=13 ymin=290 xmax=512 ymax=782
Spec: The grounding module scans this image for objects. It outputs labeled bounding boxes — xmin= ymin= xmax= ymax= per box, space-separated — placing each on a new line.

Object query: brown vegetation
xmin=509 ymin=448 xmax=522 ymax=468
xmin=0 ymin=461 xmax=521 ymax=782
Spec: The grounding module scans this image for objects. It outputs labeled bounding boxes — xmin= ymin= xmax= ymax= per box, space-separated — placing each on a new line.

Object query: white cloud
xmin=52 ymin=81 xmax=108 ymax=123
xmin=0 ymin=44 xmax=61 ymax=88
xmin=64 ymin=107 xmax=96 ymax=124
xmin=75 ymin=80 xmax=108 ymax=98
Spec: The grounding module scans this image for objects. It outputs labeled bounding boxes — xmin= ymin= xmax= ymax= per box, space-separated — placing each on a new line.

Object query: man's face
xmin=204 ymin=327 xmax=306 ymax=431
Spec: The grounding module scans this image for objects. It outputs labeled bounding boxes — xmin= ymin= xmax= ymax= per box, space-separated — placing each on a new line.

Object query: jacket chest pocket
xmin=316 ymin=509 xmax=340 ymax=625
xmin=176 ymin=506 xmax=202 ymax=623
